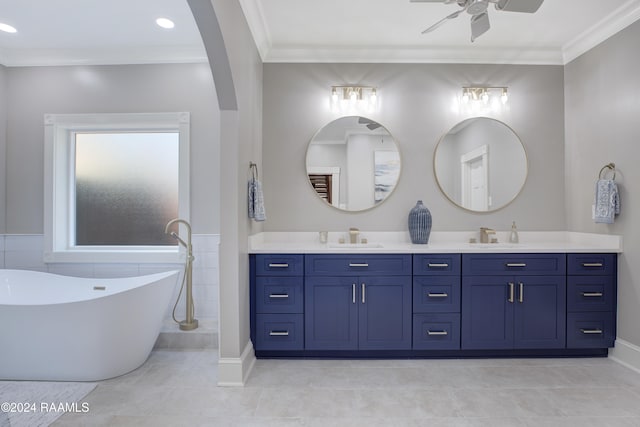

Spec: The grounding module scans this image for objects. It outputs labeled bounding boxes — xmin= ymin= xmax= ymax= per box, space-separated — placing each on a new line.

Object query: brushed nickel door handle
xmin=508 ymin=282 xmax=514 ymax=303
xmin=518 ymin=282 xmax=524 ymax=303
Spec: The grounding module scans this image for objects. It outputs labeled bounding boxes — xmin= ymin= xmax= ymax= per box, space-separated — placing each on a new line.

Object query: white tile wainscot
xmin=0 ymin=234 xmax=220 ymax=349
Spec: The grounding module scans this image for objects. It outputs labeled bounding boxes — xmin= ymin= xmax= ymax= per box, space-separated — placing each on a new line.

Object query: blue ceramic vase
xmin=408 ymin=200 xmax=432 ymax=244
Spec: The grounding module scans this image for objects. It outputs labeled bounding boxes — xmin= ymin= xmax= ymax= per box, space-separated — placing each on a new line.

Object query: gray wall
xmin=263 ymin=63 xmax=566 ymax=233
xmin=0 ymin=65 xmax=6 ymax=233
xmin=4 ymin=63 xmax=220 ymax=234
xmin=565 ymin=20 xmax=640 ymax=347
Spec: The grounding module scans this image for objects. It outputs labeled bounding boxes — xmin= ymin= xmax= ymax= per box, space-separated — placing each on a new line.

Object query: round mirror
xmin=306 ymin=116 xmax=400 ymax=212
xmin=434 ymin=117 xmax=527 ymax=212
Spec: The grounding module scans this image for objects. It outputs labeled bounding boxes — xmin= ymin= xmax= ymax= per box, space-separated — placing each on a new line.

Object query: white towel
xmin=248 ymin=177 xmax=266 ymax=222
xmin=593 ymin=179 xmax=620 ymax=224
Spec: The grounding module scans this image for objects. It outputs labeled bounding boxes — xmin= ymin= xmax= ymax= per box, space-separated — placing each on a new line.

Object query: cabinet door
xmin=358 ymin=276 xmax=412 ymax=350
xmin=461 ymin=276 xmax=514 ymax=349
xmin=513 ymin=275 xmax=566 ymax=349
xmin=305 ymin=276 xmax=358 ymax=350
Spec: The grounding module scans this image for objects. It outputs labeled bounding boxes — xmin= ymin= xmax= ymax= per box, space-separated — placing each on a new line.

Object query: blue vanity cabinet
xmin=305 ymin=255 xmax=412 ymax=351
xmin=412 ymin=254 xmax=461 ymax=350
xmin=566 ymin=254 xmax=617 ymax=348
xmin=252 ymin=254 xmax=304 ymax=351
xmin=461 ymin=254 xmax=567 ymax=350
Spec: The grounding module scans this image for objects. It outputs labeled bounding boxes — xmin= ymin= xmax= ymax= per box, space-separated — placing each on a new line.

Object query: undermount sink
xmin=327 ymin=243 xmax=384 ymax=249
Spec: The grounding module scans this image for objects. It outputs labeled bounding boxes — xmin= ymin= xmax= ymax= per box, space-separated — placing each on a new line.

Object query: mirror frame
xmin=433 ymin=116 xmax=528 ymax=213
xmin=305 ymin=116 xmax=402 ymax=213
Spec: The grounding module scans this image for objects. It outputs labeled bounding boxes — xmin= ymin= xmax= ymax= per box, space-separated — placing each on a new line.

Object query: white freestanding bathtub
xmin=0 ymin=269 xmax=179 ymax=381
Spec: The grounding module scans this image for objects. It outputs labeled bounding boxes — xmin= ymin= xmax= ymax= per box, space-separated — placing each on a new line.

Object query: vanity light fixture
xmin=456 ymin=86 xmax=509 ymax=114
xmin=330 ymin=85 xmax=378 ymax=113
xmin=461 ymin=86 xmax=508 ymax=105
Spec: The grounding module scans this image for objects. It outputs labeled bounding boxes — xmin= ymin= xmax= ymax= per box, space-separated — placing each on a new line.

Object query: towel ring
xmin=598 ymin=163 xmax=616 ymax=180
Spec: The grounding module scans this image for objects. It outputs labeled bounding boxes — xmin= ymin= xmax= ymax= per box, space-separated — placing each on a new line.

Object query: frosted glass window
xmin=75 ymin=132 xmax=179 ymax=246
xmin=44 ymin=112 xmax=190 ymax=263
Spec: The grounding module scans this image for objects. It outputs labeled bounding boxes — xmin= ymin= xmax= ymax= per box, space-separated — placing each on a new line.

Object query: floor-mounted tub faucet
xmin=165 ymin=218 xmax=198 ymax=331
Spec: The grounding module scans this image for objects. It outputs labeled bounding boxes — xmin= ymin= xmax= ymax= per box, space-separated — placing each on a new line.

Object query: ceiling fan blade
xmin=421 ymin=9 xmax=465 ymax=34
xmin=366 ymin=123 xmax=382 ymax=130
xmin=470 ymin=11 xmax=490 ymax=42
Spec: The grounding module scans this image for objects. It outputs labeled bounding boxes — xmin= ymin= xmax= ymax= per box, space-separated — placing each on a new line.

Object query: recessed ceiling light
xmin=0 ymin=23 xmax=17 ymax=33
xmin=156 ymin=18 xmax=175 ymax=29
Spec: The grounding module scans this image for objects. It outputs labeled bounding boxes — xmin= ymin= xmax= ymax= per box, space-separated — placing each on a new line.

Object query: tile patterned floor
xmin=54 ymin=350 xmax=640 ymax=426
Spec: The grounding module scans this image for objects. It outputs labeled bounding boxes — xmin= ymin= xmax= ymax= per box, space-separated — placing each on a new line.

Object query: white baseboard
xmin=217 ymin=340 xmax=256 ymax=386
xmin=609 ymin=338 xmax=640 ymax=374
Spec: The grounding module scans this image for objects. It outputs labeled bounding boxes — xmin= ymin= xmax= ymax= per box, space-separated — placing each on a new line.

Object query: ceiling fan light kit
xmin=411 ymin=0 xmax=544 ymax=42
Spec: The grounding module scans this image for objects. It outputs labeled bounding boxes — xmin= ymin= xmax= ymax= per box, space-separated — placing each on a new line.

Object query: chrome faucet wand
xmin=165 ymin=218 xmax=198 ymax=331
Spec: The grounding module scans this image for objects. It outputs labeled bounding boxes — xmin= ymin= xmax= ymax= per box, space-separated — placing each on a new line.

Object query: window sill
xmin=43 ymin=247 xmax=184 ymax=264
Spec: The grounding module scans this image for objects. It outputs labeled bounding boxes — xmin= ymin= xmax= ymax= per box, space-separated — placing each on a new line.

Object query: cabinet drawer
xmin=413 ymin=313 xmax=461 ymax=350
xmin=413 ymin=276 xmax=461 ymax=313
xmin=413 ymin=254 xmax=461 ymax=275
xmin=462 ymin=254 xmax=566 ymax=276
xmin=256 ymin=277 xmax=303 ymax=314
xmin=567 ymin=276 xmax=615 ymax=312
xmin=305 ymin=254 xmax=411 ymax=276
xmin=255 ymin=314 xmax=304 ymax=350
xmin=567 ymin=254 xmax=616 ymax=275
xmin=255 ymin=254 xmax=304 ymax=276
xmin=567 ymin=312 xmax=615 ymax=348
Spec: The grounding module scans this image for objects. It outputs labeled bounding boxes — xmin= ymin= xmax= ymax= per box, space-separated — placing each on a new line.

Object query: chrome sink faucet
xmin=480 ymin=227 xmax=496 ymax=243
xmin=349 ymin=227 xmax=360 ymax=244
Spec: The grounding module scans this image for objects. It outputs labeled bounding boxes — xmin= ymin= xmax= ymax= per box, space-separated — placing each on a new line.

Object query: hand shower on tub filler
xmin=165 ymin=218 xmax=198 ymax=331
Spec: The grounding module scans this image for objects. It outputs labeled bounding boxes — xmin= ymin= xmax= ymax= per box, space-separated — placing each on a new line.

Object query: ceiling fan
xmin=358 ymin=117 xmax=382 ymax=130
xmin=411 ymin=0 xmax=544 ymax=42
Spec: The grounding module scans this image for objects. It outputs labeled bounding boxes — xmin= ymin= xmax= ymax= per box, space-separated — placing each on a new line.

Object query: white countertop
xmin=249 ymin=231 xmax=623 ymax=254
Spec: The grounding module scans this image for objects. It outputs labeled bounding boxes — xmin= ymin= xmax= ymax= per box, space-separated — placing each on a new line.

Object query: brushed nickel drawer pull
xmin=269 ymin=294 xmax=289 ymax=299
xmin=582 ymin=263 xmax=604 ymax=267
xmin=428 ymin=263 xmax=449 ymax=268
xmin=506 ymin=263 xmax=527 ymax=268
xmin=428 ymin=292 xmax=449 ymax=298
xmin=427 ymin=330 xmax=448 ymax=336
xmin=269 ymin=331 xmax=290 ymax=336
xmin=581 ymin=292 xmax=604 ymax=297
xmin=268 ymin=263 xmax=289 ymax=268
xmin=580 ymin=328 xmax=603 ymax=335
xmin=349 ymin=263 xmax=369 ymax=267
xmin=508 ymin=282 xmax=515 ymax=303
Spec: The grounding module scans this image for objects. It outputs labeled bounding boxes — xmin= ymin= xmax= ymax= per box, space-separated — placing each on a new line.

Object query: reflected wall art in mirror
xmin=306 ymin=116 xmax=401 ymax=212
xmin=433 ymin=117 xmax=527 ymax=212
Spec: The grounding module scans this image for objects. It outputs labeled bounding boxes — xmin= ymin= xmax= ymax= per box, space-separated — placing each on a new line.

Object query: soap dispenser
xmin=509 ymin=221 xmax=519 ymax=244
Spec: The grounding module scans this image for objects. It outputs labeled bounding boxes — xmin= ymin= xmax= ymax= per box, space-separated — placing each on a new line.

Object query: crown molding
xmin=0 ymin=46 xmax=207 ymax=67
xmin=562 ymin=0 xmax=640 ymax=64
xmin=264 ymin=45 xmax=564 ymax=65
xmin=238 ymin=0 xmax=271 ymax=61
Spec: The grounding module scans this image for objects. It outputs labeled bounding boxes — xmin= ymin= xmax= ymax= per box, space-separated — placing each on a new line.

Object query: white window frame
xmin=44 ymin=112 xmax=190 ymax=263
